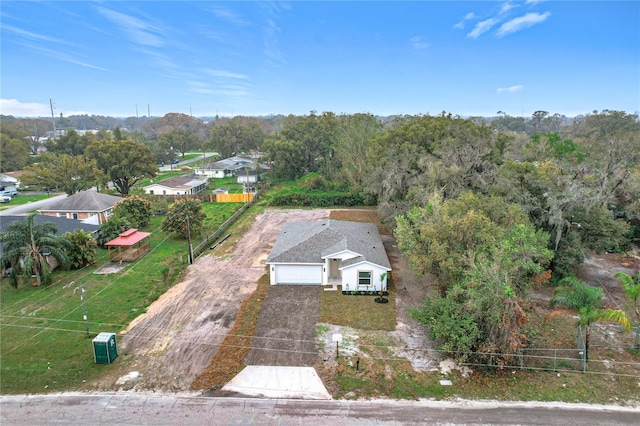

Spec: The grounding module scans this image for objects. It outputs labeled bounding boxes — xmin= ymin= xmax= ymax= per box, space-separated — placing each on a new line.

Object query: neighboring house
xmin=39 ymin=191 xmax=123 ymax=225
xmin=0 ymin=215 xmax=99 ymax=275
xmin=142 ymin=175 xmax=207 ymax=196
xmin=0 ymin=174 xmax=20 ymax=197
xmin=266 ymin=220 xmax=391 ymax=292
xmin=194 ymin=156 xmax=254 ymax=179
xmin=104 ymin=228 xmax=151 ymax=262
xmin=236 ymin=167 xmax=259 ymax=184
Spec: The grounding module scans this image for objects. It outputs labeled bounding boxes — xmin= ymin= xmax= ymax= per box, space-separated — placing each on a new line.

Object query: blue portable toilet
xmin=92 ymin=332 xmax=118 ymax=364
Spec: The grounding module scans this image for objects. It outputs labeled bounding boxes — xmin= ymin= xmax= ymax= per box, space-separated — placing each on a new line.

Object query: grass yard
xmin=0 ymin=220 xmax=191 ymax=394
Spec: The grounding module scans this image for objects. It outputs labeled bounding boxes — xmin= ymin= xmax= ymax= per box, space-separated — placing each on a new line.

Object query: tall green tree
xmin=208 ymin=116 xmax=266 ymax=158
xmin=44 ymin=129 xmax=94 ymax=156
xmin=162 ymin=198 xmax=206 ymax=239
xmin=24 ymin=153 xmax=106 ymax=195
xmin=545 ymin=276 xmax=631 ymax=360
xmin=0 ymin=214 xmax=71 ymax=287
xmin=264 ymin=112 xmax=338 ymax=180
xmin=367 ymin=114 xmax=504 ymax=222
xmin=112 ymin=195 xmax=153 ymax=228
xmin=0 ymin=133 xmax=30 ymax=172
xmin=86 ymin=139 xmax=157 ymax=195
xmin=399 ymin=192 xmax=552 ymax=361
xmin=157 ymin=129 xmax=201 ymax=159
xmin=332 ymin=113 xmax=381 ymax=190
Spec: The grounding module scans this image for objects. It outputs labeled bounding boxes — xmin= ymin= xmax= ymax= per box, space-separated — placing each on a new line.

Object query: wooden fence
xmin=215 ymin=193 xmax=255 ymax=203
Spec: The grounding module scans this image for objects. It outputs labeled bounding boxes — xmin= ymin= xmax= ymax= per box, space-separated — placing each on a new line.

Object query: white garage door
xmin=275 ymin=265 xmax=322 ymax=285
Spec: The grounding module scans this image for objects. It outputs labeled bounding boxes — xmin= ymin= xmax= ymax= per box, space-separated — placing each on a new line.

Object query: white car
xmin=0 ymin=195 xmax=11 ymax=203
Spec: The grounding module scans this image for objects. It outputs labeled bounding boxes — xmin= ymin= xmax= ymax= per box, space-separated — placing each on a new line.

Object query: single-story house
xmin=266 ymin=220 xmax=391 ymax=292
xmin=39 ymin=191 xmax=123 ymax=225
xmin=194 ymin=156 xmax=253 ymax=179
xmin=104 ymin=228 xmax=151 ymax=262
xmin=236 ymin=167 xmax=259 ymax=184
xmin=142 ymin=175 xmax=207 ymax=196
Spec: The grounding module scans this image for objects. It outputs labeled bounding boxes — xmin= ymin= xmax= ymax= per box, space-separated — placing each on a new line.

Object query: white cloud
xmin=497 ymin=12 xmax=550 ymax=37
xmin=204 ymin=70 xmax=249 ymax=80
xmin=467 ymin=18 xmax=499 ymax=39
xmin=454 ymin=12 xmax=476 ymax=30
xmin=209 ymin=6 xmax=249 ymax=26
xmin=97 ymin=7 xmax=164 ymax=47
xmin=0 ymin=99 xmax=50 ymax=117
xmin=497 ymin=85 xmax=524 ymax=94
xmin=2 ymin=24 xmax=73 ymax=46
xmin=526 ymin=0 xmax=546 ymax=5
xmin=500 ymin=1 xmax=518 ymax=15
xmin=410 ymin=36 xmax=429 ymax=50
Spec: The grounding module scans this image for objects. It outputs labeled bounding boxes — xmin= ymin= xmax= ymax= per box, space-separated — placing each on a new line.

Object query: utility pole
xmin=185 ymin=201 xmax=194 ymax=264
xmin=73 ymin=281 xmax=89 ymax=335
xmin=49 ymin=99 xmax=57 ymax=142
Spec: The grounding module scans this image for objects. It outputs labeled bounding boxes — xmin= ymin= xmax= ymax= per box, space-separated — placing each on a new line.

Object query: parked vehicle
xmin=0 ymin=195 xmax=12 ymax=203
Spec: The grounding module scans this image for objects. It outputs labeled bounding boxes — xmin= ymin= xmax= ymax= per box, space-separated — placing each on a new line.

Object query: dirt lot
xmin=87 ymin=209 xmax=329 ymax=392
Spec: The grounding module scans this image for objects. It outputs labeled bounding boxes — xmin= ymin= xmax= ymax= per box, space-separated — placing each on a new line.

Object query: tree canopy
xmin=86 ymin=139 xmax=157 ymax=195
xmin=24 ymin=153 xmax=106 ymax=195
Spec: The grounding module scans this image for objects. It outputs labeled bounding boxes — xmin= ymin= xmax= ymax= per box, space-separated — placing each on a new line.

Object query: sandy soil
xmin=91 ymin=208 xmax=329 ymax=392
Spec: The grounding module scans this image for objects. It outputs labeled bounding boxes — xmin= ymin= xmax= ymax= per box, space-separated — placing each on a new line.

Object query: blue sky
xmin=1 ymin=1 xmax=638 ymax=118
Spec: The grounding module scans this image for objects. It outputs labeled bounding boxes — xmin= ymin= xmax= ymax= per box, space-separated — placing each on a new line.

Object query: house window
xmin=358 ymin=271 xmax=372 ymax=286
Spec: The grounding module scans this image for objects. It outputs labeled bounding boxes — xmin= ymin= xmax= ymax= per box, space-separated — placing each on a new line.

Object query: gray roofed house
xmin=38 ymin=191 xmax=123 ymax=225
xmin=266 ymin=220 xmax=391 ymax=292
xmin=142 ymin=175 xmax=207 ymax=197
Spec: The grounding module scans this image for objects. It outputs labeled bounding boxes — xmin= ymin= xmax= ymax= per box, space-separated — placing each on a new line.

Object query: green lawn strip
xmin=319 ymin=284 xmax=396 ymax=331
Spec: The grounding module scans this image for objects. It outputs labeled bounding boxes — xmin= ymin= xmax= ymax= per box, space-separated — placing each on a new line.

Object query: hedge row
xmin=269 ymin=192 xmax=375 ymax=207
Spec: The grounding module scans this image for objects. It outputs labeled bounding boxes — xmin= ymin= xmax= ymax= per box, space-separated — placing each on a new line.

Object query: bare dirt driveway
xmin=89 ymin=209 xmax=329 ymax=392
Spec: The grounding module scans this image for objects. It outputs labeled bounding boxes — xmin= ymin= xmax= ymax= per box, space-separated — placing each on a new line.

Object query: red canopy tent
xmin=105 ymin=228 xmax=151 ymax=262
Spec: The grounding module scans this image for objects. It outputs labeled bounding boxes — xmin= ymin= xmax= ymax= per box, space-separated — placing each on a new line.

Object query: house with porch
xmin=266 ymin=220 xmax=391 ymax=292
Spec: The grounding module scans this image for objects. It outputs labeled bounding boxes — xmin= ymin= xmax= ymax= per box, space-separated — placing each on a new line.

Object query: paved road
xmin=1 ymin=393 xmax=638 ymax=425
xmin=0 ymin=193 xmax=67 ymax=216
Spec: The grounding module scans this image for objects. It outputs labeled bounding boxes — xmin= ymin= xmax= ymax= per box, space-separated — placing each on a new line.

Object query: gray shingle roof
xmin=39 ymin=191 xmax=123 ymax=213
xmin=145 ymin=176 xmax=206 ymax=190
xmin=0 ymin=215 xmax=99 ymax=236
xmin=266 ymin=220 xmax=391 ymax=269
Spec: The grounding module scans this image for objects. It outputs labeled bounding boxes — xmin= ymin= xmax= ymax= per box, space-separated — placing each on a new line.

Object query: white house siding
xmin=340 ymin=262 xmax=390 ymax=292
xmin=270 ymin=264 xmax=323 ymax=285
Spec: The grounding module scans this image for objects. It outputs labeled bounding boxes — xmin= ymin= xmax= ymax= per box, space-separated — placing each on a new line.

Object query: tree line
xmin=1 ymin=108 xmax=638 ymax=363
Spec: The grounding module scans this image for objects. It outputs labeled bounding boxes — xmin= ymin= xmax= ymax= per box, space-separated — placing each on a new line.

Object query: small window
xmin=358 ymin=271 xmax=372 ymax=286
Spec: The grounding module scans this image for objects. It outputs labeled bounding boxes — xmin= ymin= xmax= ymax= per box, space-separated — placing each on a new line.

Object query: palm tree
xmin=614 ymin=271 xmax=640 ymax=323
xmin=545 ymin=276 xmax=630 ymax=360
xmin=0 ymin=214 xmax=71 ymax=287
